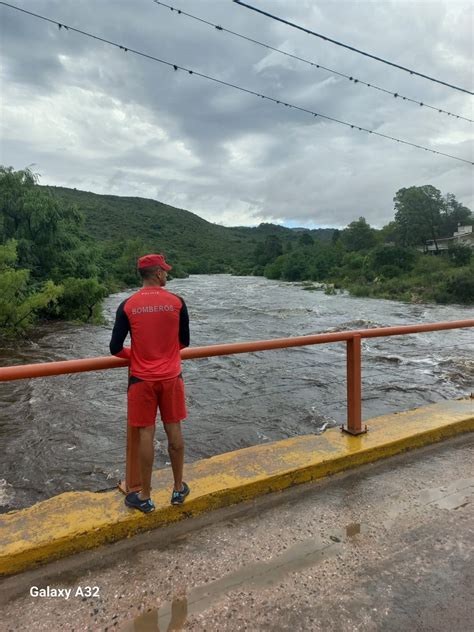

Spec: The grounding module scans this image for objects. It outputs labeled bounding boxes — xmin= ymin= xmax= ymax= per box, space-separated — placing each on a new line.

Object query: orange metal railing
xmin=0 ymin=319 xmax=473 ymax=492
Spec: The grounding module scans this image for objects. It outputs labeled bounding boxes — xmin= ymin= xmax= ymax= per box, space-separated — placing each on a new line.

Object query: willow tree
xmin=0 ymin=166 xmax=106 ymax=329
xmin=0 ymin=240 xmax=62 ymax=336
xmin=0 ymin=166 xmax=90 ymax=279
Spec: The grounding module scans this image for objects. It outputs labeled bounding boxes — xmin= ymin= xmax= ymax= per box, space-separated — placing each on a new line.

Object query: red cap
xmin=137 ymin=254 xmax=172 ymax=271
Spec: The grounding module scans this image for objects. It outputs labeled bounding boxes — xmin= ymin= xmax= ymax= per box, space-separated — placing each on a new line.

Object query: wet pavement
xmin=1 ymin=433 xmax=473 ymax=631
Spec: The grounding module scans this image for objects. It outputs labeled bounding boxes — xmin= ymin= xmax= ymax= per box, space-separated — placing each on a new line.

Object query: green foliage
xmin=349 ymin=284 xmax=372 ymax=298
xmin=441 ymin=194 xmax=473 ymax=236
xmin=341 ymin=251 xmax=365 ymax=271
xmin=298 ymin=232 xmax=314 ymax=247
xmin=393 ymin=185 xmax=472 ymax=248
xmin=0 ymin=240 xmax=63 ymax=336
xmin=348 ymin=255 xmax=474 ymax=305
xmin=368 ymin=245 xmax=417 ymax=275
xmin=264 ymin=255 xmax=287 ymax=280
xmin=0 ymin=168 xmax=105 ymax=335
xmin=0 ymin=237 xmax=17 ymax=268
xmin=378 ymin=221 xmax=399 ymax=244
xmin=444 ymin=270 xmax=474 ymax=304
xmin=310 ymin=243 xmax=345 ymax=280
xmin=0 ymin=167 xmax=87 ymax=278
xmin=53 ymin=277 xmax=107 ymax=323
xmin=394 ymin=185 xmax=444 ymax=247
xmin=411 ymin=253 xmax=450 ymax=276
xmin=448 ymin=243 xmax=472 ymax=267
xmin=259 ymin=202 xmax=473 ymax=305
xmin=281 ymin=251 xmax=310 ymax=281
xmin=377 ymin=264 xmax=402 ymax=279
xmin=253 ymin=235 xmax=284 ymax=267
xmin=340 ymin=217 xmax=377 ymax=251
xmin=102 ymin=238 xmax=149 ymax=287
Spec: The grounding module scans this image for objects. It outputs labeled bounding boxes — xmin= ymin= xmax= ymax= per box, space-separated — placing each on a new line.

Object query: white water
xmin=0 ymin=275 xmax=472 ymax=511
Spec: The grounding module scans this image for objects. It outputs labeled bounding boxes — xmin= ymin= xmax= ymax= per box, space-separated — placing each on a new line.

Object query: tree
xmin=298 ymin=232 xmax=314 ymax=247
xmin=378 ymin=221 xmax=399 ymax=244
xmin=338 ymin=251 xmax=367 ymax=282
xmin=0 ymin=166 xmax=88 ymax=278
xmin=0 ymin=240 xmax=62 ymax=336
xmin=448 ymin=243 xmax=472 ymax=267
xmin=254 ymin=235 xmax=283 ymax=266
xmin=54 ymin=277 xmax=107 ymax=323
xmin=281 ymin=251 xmax=310 ymax=281
xmin=445 ymin=272 xmax=474 ymax=304
xmin=310 ymin=243 xmax=344 ymax=280
xmin=0 ymin=167 xmax=110 ymax=333
xmin=340 ymin=217 xmax=377 ymax=251
xmin=104 ymin=238 xmax=150 ymax=286
xmin=393 ymin=185 xmax=444 ymax=249
xmin=441 ymin=194 xmax=473 ymax=236
xmin=368 ymin=244 xmax=417 ymax=274
xmin=264 ymin=254 xmax=286 ymax=280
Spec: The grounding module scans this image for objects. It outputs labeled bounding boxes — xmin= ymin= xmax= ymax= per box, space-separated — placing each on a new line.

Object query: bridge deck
xmin=1 ymin=432 xmax=473 ymax=630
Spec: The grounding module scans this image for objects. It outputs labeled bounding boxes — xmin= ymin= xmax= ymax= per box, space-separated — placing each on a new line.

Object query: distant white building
xmin=422 ymin=224 xmax=474 ymax=253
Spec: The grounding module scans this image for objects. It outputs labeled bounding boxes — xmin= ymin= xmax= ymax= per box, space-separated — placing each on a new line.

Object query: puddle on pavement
xmin=417 ymin=477 xmax=474 ymax=511
xmin=383 ymin=477 xmax=474 ymax=529
xmin=121 ymin=525 xmax=361 ymax=630
xmin=345 ymin=522 xmax=361 ymax=537
xmin=426 ymin=489 xmax=473 ymax=510
xmin=124 ymin=595 xmax=188 ymax=631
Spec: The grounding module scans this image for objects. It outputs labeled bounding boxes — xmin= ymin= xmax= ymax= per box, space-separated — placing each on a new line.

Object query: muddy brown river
xmin=1 ymin=275 xmax=472 ymax=511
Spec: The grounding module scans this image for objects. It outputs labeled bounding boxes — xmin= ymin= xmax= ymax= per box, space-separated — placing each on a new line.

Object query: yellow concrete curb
xmin=1 ymin=397 xmax=472 ymax=576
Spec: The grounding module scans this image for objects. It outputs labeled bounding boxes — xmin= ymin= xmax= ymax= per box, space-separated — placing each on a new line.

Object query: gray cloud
xmin=0 ymin=0 xmax=472 ymax=228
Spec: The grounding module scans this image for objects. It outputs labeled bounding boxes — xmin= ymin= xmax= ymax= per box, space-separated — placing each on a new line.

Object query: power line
xmin=0 ymin=2 xmax=472 ymax=166
xmin=233 ymin=0 xmax=474 ymax=96
xmin=153 ymin=1 xmax=472 ymax=124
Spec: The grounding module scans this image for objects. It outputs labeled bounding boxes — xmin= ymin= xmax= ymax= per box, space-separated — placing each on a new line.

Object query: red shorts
xmin=127 ymin=374 xmax=187 ymax=426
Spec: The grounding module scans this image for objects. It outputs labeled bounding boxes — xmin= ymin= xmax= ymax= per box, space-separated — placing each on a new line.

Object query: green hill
xmin=46 ymin=186 xmax=334 ymax=274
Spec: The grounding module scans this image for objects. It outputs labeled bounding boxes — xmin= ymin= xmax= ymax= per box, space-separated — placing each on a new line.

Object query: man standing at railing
xmin=109 ymin=254 xmax=190 ymax=513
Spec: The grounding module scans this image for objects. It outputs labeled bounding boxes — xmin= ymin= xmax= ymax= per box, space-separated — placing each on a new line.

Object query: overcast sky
xmin=1 ymin=0 xmax=473 ymax=229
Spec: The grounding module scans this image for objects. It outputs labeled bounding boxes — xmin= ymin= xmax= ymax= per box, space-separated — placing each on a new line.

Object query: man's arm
xmin=109 ymin=299 xmax=131 ymax=359
xmin=178 ymin=297 xmax=190 ymax=349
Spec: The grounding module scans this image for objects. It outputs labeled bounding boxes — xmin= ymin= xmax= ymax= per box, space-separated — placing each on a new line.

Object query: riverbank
xmin=342 ymin=264 xmax=474 ymax=304
xmin=292 ymin=260 xmax=474 ymax=305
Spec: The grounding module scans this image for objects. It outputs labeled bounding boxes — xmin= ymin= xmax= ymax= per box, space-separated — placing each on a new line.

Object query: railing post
xmin=118 ymin=371 xmax=142 ymax=494
xmin=343 ymin=334 xmax=367 ymax=436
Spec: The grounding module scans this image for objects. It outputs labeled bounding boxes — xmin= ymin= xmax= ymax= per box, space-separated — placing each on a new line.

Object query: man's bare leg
xmin=138 ymin=425 xmax=155 ymax=500
xmin=164 ymin=422 xmax=184 ymax=491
